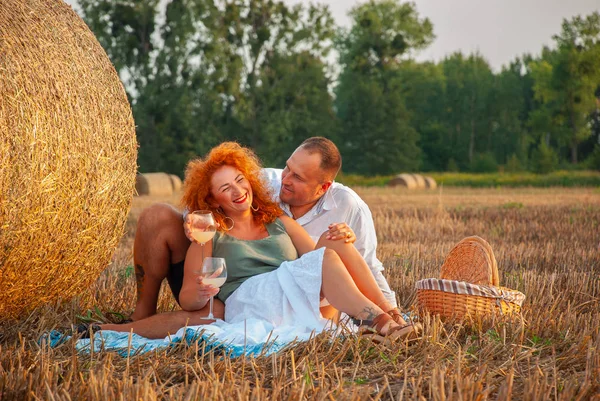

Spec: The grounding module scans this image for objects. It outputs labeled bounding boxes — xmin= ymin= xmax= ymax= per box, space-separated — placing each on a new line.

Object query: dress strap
xmin=265 ymin=217 xmax=285 ymax=235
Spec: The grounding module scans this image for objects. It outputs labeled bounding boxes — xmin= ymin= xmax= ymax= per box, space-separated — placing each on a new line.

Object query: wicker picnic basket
xmin=415 ymin=279 xmax=525 ymax=319
xmin=416 ymin=237 xmax=525 ymax=319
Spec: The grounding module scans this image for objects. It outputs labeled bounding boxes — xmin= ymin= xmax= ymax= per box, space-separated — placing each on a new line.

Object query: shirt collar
xmin=278 ymin=182 xmax=338 ymax=221
xmin=318 ymin=183 xmax=338 ymax=212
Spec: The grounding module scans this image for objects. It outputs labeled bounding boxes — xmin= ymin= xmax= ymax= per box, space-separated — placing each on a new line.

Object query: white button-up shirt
xmin=263 ymin=168 xmax=397 ymax=306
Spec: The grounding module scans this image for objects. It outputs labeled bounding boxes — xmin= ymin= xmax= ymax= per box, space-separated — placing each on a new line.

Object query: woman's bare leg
xmin=320 ymin=305 xmax=339 ymax=321
xmin=320 ymin=249 xmax=397 ymax=333
xmin=99 ymin=301 xmax=224 ymax=339
xmin=316 ymin=234 xmax=398 ymax=318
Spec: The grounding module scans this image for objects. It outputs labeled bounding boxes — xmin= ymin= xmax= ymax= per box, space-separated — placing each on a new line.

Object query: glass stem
xmin=209 ymin=296 xmax=214 ymax=319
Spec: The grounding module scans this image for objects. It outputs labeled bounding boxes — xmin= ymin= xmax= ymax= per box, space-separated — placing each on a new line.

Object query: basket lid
xmin=440 ymin=236 xmax=499 ymax=286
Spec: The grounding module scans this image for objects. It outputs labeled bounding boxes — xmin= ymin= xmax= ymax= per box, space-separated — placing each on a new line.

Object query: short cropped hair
xmin=299 ymin=137 xmax=342 ymax=181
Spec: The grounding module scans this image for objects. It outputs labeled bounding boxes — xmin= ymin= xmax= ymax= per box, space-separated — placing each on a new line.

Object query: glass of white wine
xmin=188 ymin=210 xmax=217 ymax=262
xmin=198 ymin=257 xmax=227 ymax=319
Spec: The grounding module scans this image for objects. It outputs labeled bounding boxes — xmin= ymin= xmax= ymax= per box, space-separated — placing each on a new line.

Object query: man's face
xmin=279 ymin=147 xmax=329 ymax=207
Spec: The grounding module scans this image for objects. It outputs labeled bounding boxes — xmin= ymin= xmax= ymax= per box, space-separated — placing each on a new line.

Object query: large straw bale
xmin=424 ymin=176 xmax=437 ymax=189
xmin=135 ymin=173 xmax=176 ymax=196
xmin=411 ymin=174 xmax=427 ymax=189
xmin=0 ymin=0 xmax=137 ymax=320
xmin=387 ymin=174 xmax=417 ymax=189
xmin=170 ymin=174 xmax=183 ymax=193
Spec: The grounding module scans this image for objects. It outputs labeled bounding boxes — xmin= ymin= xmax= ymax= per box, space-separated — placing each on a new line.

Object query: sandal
xmin=358 ymin=313 xmax=421 ymax=344
xmin=71 ymin=322 xmax=102 ymax=339
xmin=387 ymin=308 xmax=404 ymax=325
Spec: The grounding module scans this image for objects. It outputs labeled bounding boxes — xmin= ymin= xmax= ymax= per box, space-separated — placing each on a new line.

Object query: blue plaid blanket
xmin=42 ymin=318 xmax=332 ymax=358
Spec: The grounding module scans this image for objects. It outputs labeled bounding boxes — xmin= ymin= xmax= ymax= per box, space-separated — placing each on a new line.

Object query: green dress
xmin=213 ymin=218 xmax=298 ymax=303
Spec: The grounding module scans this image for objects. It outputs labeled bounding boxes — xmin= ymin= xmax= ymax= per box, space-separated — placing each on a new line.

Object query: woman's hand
xmin=196 ymin=277 xmax=220 ymax=300
xmin=326 ymin=222 xmax=356 ymax=244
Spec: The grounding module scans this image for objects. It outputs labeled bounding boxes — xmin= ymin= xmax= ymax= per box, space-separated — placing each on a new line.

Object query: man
xmin=127 ymin=137 xmax=396 ymax=327
xmin=263 ymin=137 xmax=396 ymax=307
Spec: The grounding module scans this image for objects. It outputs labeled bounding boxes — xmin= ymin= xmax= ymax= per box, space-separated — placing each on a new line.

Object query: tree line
xmin=77 ymin=0 xmax=600 ymax=176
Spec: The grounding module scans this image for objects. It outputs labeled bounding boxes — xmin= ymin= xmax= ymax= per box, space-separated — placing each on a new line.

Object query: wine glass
xmin=198 ymin=257 xmax=227 ymax=320
xmin=188 ymin=210 xmax=217 ymax=262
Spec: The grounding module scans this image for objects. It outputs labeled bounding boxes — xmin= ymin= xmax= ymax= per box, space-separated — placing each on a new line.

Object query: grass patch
xmin=1 ymin=188 xmax=599 ymax=399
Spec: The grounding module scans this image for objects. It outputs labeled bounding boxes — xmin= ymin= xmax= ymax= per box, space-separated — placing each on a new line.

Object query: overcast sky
xmin=66 ymin=0 xmax=599 ymax=71
xmin=287 ymin=0 xmax=600 ymax=71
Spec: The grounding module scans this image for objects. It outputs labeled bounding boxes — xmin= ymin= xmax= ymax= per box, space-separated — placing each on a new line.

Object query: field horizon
xmin=1 ymin=186 xmax=599 ymax=400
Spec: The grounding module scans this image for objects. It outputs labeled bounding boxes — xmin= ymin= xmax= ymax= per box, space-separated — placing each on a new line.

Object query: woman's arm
xmin=179 ymin=240 xmax=219 ymax=311
xmin=279 ymin=216 xmax=317 ymax=256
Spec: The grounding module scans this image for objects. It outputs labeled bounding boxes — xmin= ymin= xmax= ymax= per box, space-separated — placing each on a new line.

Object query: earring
xmin=251 ymin=202 xmax=259 ymax=212
xmin=216 ymin=207 xmax=234 ymax=231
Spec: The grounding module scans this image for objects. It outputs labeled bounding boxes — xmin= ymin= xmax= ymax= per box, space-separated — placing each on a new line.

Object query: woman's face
xmin=210 ymin=165 xmax=254 ymax=215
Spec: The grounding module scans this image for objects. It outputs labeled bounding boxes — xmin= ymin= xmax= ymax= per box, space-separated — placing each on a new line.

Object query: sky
xmin=65 ymin=0 xmax=599 ymax=71
xmin=284 ymin=0 xmax=600 ymax=71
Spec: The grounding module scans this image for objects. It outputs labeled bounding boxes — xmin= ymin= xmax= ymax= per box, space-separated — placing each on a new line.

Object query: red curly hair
xmin=181 ymin=142 xmax=283 ymax=231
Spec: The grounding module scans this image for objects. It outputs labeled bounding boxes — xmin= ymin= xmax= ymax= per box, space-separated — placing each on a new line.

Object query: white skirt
xmin=224 ymin=247 xmax=328 ymax=331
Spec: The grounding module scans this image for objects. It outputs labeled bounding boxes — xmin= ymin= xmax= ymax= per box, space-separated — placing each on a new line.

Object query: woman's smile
xmin=232 ymin=192 xmax=249 ymax=204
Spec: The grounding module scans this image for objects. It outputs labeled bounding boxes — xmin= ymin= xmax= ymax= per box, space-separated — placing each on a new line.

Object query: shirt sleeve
xmin=261 ymin=168 xmax=283 ymax=200
xmin=345 ymin=196 xmax=398 ymax=307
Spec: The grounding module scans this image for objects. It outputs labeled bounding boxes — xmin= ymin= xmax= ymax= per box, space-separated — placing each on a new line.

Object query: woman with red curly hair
xmin=176 ymin=142 xmax=419 ymax=342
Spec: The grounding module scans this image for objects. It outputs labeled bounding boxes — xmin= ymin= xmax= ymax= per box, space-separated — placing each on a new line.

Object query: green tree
xmin=396 ymin=60 xmax=448 ymax=171
xmin=470 ymin=152 xmax=498 ymax=173
xmin=335 ymin=0 xmax=434 ymax=174
xmin=78 ymin=0 xmax=337 ymax=174
xmin=529 ymin=12 xmax=600 ymax=165
xmin=531 ymin=140 xmax=559 ymax=173
xmin=223 ymin=0 xmax=336 ymax=156
xmin=441 ymin=52 xmax=494 ymax=170
xmin=490 ymin=58 xmax=533 ymax=166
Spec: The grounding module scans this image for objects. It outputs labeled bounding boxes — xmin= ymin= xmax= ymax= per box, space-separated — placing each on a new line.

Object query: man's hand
xmin=183 ymin=214 xmax=219 ymax=244
xmin=183 ymin=214 xmax=194 ymax=242
xmin=326 ymin=222 xmax=356 ymax=244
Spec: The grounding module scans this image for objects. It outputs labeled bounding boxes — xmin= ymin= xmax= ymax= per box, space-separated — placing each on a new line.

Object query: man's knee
xmin=137 ymin=203 xmax=182 ymax=235
xmin=135 ymin=203 xmax=189 ymax=264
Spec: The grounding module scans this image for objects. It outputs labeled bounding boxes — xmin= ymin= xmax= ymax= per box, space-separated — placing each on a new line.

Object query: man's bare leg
xmin=130 ymin=203 xmax=191 ymax=321
xmin=101 ymin=301 xmax=225 ymax=339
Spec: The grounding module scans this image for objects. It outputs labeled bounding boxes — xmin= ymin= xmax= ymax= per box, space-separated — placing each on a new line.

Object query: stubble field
xmin=1 ymin=187 xmax=599 ymax=400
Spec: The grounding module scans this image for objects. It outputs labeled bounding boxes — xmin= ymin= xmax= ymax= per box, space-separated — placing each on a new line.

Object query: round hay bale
xmin=387 ymin=174 xmax=417 ymax=189
xmin=423 ymin=176 xmax=437 ymax=189
xmin=411 ymin=174 xmax=427 ymax=189
xmin=169 ymin=174 xmax=183 ymax=193
xmin=135 ymin=173 xmax=175 ymax=196
xmin=0 ymin=0 xmax=137 ymax=320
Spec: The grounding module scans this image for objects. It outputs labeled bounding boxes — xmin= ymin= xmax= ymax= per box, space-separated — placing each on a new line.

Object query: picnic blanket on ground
xmin=43 ymin=318 xmax=337 ymax=358
xmin=42 ymin=312 xmax=413 ymax=358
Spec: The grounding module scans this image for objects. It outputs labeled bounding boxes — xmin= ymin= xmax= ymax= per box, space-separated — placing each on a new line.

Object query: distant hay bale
xmin=169 ymin=174 xmax=183 ymax=193
xmin=387 ymin=174 xmax=417 ymax=189
xmin=0 ymin=0 xmax=137 ymax=320
xmin=411 ymin=174 xmax=427 ymax=189
xmin=424 ymin=176 xmax=437 ymax=189
xmin=135 ymin=173 xmax=178 ymax=196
